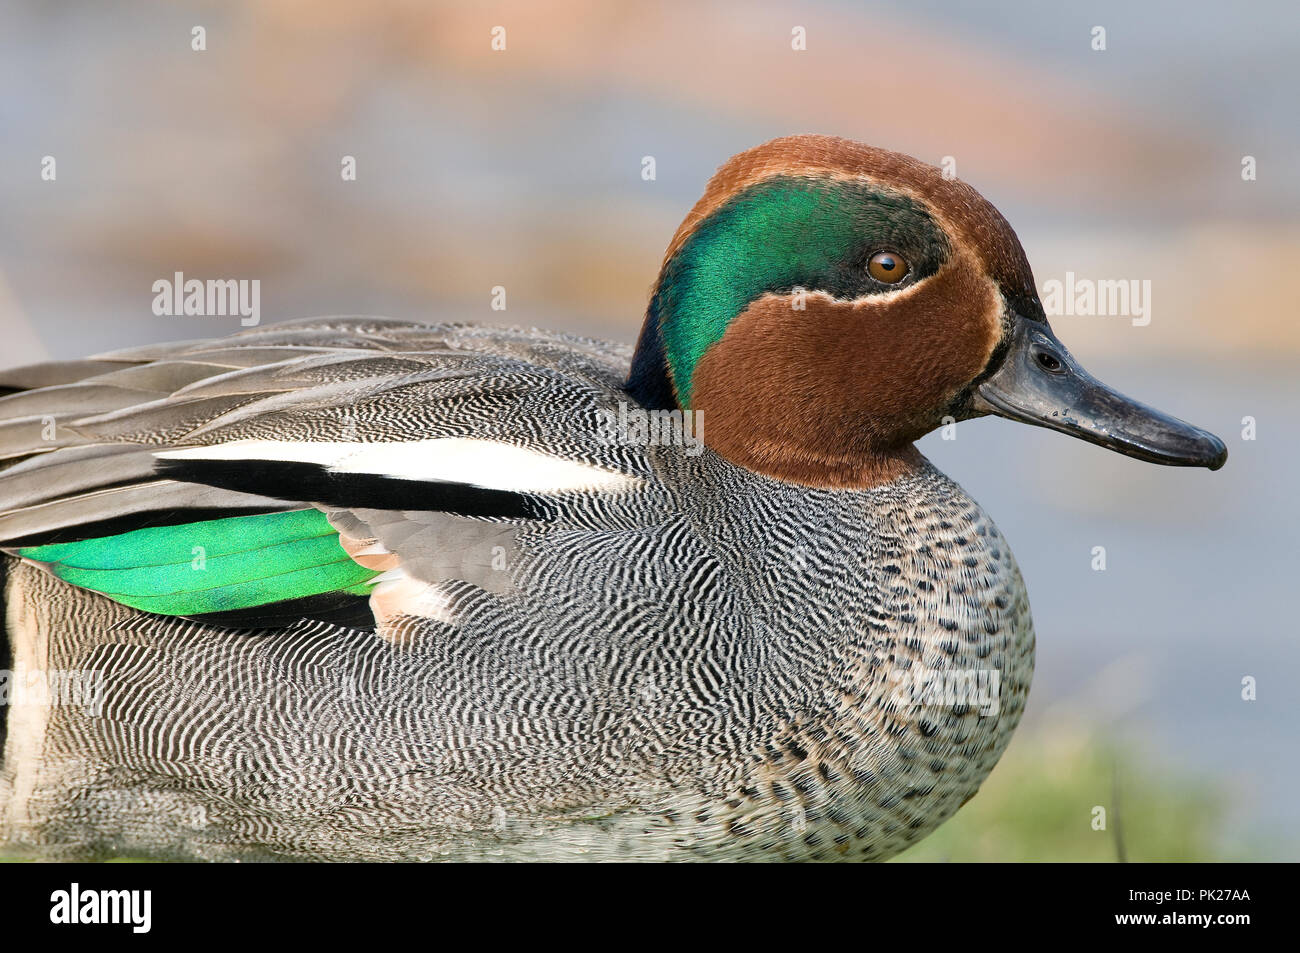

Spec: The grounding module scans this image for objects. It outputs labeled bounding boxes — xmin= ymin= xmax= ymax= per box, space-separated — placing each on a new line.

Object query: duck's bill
xmin=972 ymin=318 xmax=1227 ymax=470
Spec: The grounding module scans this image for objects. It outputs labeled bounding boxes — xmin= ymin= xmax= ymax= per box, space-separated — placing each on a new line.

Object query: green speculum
xmin=19 ymin=509 xmax=378 ymax=617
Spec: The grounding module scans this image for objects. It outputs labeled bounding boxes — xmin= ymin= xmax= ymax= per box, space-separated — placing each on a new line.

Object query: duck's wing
xmin=0 ymin=317 xmax=650 ymax=629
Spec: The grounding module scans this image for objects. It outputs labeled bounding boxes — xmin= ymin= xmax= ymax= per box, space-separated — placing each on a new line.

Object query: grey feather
xmin=0 ymin=480 xmax=295 ymax=544
xmin=0 ymin=383 xmax=166 ymax=419
xmin=327 ymin=508 xmax=519 ymax=594
xmin=0 ymin=360 xmax=136 ymax=391
xmin=0 ymin=415 xmax=94 ymax=462
xmin=0 ymin=318 xmax=1035 ymax=862
xmin=0 ymin=445 xmax=161 ymax=512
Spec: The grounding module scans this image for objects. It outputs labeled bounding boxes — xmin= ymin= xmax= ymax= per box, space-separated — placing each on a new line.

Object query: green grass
xmin=893 ymin=725 xmax=1262 ymax=862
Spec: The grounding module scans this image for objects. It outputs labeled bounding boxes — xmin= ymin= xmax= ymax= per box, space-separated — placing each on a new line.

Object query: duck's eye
xmin=867 ymin=251 xmax=909 ymax=284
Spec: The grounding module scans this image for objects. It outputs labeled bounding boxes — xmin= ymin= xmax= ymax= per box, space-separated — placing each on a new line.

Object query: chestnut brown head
xmin=627 ymin=135 xmax=1225 ymax=487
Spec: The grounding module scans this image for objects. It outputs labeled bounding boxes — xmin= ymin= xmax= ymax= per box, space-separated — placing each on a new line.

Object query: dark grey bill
xmin=971 ymin=317 xmax=1227 ymax=470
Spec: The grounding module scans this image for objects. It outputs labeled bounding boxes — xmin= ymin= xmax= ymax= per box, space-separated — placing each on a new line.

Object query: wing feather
xmin=0 ymin=318 xmax=651 ymax=629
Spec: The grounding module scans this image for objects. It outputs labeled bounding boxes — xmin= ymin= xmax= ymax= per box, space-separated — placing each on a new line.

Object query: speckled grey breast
xmin=0 ymin=319 xmax=1034 ymax=861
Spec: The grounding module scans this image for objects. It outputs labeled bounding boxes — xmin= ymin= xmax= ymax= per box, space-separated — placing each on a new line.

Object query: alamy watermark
xmin=888 ymin=666 xmax=1001 ymax=717
xmin=595 ymin=401 xmax=704 ymax=456
xmin=1 ymin=667 xmax=104 ymax=715
xmin=50 ymin=883 xmax=151 ymax=933
xmin=1040 ymin=272 xmax=1151 ymax=327
xmin=152 ymin=271 xmax=260 ymax=326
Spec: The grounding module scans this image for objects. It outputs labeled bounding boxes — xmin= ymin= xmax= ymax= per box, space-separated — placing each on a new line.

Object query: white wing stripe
xmin=155 ymin=438 xmax=637 ymax=493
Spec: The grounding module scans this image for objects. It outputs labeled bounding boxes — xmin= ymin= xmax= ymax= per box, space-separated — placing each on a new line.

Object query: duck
xmin=0 ymin=135 xmax=1226 ymax=862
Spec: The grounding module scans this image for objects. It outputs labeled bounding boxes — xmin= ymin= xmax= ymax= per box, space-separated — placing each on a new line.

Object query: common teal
xmin=0 ymin=135 xmax=1225 ymax=861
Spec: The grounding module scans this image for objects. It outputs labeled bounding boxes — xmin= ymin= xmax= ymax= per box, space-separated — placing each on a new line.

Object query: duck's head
xmin=627 ymin=135 xmax=1227 ymax=487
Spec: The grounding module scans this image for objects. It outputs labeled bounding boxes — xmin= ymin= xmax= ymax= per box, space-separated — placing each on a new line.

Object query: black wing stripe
xmin=153 ymin=457 xmax=549 ymax=520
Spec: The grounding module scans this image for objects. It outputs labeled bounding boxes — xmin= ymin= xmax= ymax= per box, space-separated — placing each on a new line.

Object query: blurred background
xmin=0 ymin=0 xmax=1295 ymax=860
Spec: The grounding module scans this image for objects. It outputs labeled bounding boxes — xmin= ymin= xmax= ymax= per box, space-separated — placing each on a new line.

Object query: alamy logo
xmin=152 ymin=271 xmax=260 ymax=326
xmin=594 ymin=401 xmax=704 ymax=456
xmin=888 ymin=666 xmax=1001 ymax=717
xmin=1040 ymin=272 xmax=1151 ymax=326
xmin=50 ymin=883 xmax=151 ymax=933
xmin=0 ymin=668 xmax=103 ymax=715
